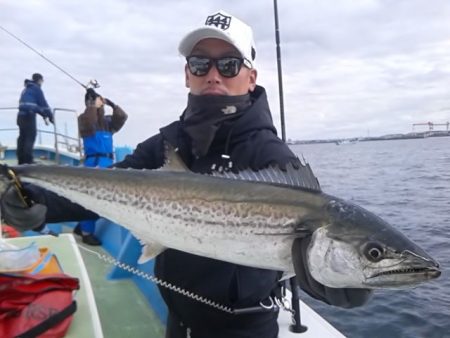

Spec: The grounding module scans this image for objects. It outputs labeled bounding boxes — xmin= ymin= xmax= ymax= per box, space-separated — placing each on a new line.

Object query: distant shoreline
xmin=288 ymin=130 xmax=450 ymax=145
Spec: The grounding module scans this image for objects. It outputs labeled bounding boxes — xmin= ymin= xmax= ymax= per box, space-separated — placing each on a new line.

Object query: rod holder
xmin=289 ymin=277 xmax=308 ymax=333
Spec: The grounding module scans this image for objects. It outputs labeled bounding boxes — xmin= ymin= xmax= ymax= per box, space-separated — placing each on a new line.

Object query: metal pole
xmin=52 ymin=109 xmax=59 ymax=164
xmin=289 ymin=277 xmax=308 ymax=333
xmin=273 ymin=0 xmax=287 ymax=142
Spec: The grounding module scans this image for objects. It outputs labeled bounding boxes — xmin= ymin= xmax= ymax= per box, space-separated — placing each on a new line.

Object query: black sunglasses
xmin=186 ymin=55 xmax=252 ymax=78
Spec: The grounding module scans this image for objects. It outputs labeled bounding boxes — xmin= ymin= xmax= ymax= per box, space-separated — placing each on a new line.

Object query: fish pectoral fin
xmin=138 ymin=242 xmax=166 ymax=264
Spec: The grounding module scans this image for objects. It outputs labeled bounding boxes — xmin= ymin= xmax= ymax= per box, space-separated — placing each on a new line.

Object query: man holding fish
xmin=2 ymin=10 xmax=439 ymax=338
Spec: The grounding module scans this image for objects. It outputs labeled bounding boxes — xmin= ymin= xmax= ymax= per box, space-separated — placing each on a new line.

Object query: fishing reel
xmin=86 ymin=79 xmax=100 ymax=89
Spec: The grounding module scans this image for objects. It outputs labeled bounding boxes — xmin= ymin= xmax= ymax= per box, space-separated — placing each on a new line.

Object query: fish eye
xmin=364 ymin=242 xmax=384 ymax=262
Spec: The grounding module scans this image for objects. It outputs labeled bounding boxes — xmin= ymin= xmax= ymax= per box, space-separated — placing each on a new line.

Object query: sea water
xmin=290 ymin=137 xmax=450 ymax=338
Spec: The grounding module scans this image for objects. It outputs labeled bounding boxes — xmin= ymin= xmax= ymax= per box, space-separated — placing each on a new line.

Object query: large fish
xmin=0 ymin=149 xmax=440 ymax=289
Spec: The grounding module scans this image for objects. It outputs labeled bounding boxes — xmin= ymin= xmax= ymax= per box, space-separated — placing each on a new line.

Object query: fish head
xmin=305 ymin=198 xmax=441 ymax=289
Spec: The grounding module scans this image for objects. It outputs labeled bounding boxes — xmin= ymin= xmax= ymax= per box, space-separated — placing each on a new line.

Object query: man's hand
xmin=292 ymin=236 xmax=373 ymax=308
xmin=47 ymin=112 xmax=54 ymax=124
xmin=104 ymin=98 xmax=115 ymax=108
xmin=0 ymin=184 xmax=47 ymax=232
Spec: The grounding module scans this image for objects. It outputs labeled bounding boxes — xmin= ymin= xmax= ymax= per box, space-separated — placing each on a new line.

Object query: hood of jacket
xmin=186 ymin=85 xmax=278 ymax=154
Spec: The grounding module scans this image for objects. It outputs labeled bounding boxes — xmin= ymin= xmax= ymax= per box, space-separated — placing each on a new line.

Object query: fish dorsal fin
xmin=211 ymin=160 xmax=321 ymax=192
xmin=160 ymin=142 xmax=189 ymax=172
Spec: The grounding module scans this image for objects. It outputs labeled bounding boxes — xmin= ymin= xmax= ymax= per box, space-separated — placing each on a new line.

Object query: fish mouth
xmin=370 ymin=266 xmax=441 ymax=279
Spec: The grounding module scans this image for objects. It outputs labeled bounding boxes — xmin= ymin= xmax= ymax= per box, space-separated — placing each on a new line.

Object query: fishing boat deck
xmin=78 ymin=232 xmax=165 ymax=337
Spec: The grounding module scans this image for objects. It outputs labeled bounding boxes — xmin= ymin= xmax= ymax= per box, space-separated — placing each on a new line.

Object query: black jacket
xmin=115 ymin=86 xmax=299 ymax=337
xmin=32 ymin=85 xmax=299 ymax=338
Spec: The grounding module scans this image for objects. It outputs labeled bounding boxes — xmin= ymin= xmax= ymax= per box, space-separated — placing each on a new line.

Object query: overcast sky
xmin=1 ymin=0 xmax=450 ymax=147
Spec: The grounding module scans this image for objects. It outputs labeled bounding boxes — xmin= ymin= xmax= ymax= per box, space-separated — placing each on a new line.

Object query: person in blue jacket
xmin=17 ymin=73 xmax=54 ymax=164
xmin=1 ymin=10 xmax=373 ymax=337
xmin=73 ymin=89 xmax=128 ymax=245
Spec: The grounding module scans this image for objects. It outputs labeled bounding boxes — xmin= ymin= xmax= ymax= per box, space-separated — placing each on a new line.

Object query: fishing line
xmin=0 ymin=25 xmax=87 ymax=89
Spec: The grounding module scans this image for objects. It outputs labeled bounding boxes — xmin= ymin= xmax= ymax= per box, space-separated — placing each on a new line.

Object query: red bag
xmin=0 ymin=272 xmax=79 ymax=338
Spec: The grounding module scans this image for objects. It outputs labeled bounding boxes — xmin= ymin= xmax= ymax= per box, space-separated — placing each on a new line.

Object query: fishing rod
xmin=273 ymin=0 xmax=286 ymax=143
xmin=273 ymin=1 xmax=308 ymax=334
xmin=0 ymin=25 xmax=99 ymax=89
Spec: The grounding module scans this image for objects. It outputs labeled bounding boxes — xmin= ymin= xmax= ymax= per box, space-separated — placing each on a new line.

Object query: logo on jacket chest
xmin=221 ymin=105 xmax=237 ymax=115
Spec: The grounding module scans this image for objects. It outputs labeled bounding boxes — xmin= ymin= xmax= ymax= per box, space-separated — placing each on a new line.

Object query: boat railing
xmin=51 ymin=108 xmax=82 ymax=162
xmin=0 ymin=107 xmax=83 ymax=163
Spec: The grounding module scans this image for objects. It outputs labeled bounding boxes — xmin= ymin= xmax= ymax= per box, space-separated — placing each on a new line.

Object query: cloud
xmin=1 ymin=0 xmax=449 ymax=147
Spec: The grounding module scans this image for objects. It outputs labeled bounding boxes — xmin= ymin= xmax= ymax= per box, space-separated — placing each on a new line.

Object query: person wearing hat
xmin=17 ymin=73 xmax=54 ymax=164
xmin=73 ymin=88 xmax=128 ymax=246
xmin=1 ymin=10 xmax=372 ymax=338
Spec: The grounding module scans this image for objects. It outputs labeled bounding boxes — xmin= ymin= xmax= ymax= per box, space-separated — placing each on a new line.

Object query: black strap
xmin=85 ymin=152 xmax=114 ymax=159
xmin=16 ymin=301 xmax=77 ymax=338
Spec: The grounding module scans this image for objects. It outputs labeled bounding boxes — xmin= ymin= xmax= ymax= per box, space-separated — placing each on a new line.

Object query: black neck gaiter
xmin=182 ymin=93 xmax=251 ymax=157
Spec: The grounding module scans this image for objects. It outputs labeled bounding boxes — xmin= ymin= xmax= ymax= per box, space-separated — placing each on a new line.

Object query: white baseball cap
xmin=178 ymin=10 xmax=257 ymax=68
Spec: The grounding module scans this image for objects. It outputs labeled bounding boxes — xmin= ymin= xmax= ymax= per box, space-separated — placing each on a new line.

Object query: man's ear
xmin=184 ymin=64 xmax=190 ymax=88
xmin=249 ymin=69 xmax=257 ymax=92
